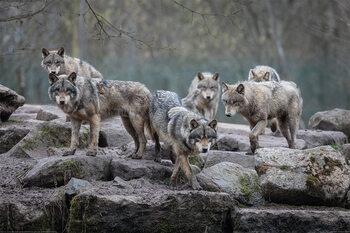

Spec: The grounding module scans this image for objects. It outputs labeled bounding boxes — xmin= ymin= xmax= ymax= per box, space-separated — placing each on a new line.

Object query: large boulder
xmin=110 ymin=158 xmax=172 ymax=182
xmin=68 ymin=184 xmax=236 ymax=233
xmin=197 ymin=162 xmax=263 ymax=205
xmin=0 ymin=84 xmax=25 ymax=122
xmin=0 ymin=126 xmax=29 ymax=154
xmin=204 ymin=150 xmax=255 ymax=169
xmin=297 ymin=129 xmax=346 ymax=148
xmin=234 ymin=206 xmax=350 ymax=232
xmin=255 ymin=146 xmax=350 ymax=206
xmin=23 ymin=155 xmax=112 ymax=187
xmin=309 ymin=108 xmax=350 ymax=136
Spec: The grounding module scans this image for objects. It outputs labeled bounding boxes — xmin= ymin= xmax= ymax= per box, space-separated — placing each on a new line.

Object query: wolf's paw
xmin=86 ymin=150 xmax=97 ymax=157
xmin=62 ymin=148 xmax=76 ymax=156
xmin=131 ymin=153 xmax=143 ymax=160
xmin=191 ymin=182 xmax=202 ymax=190
xmin=154 ymin=157 xmax=162 ymax=163
xmin=246 ymin=149 xmax=255 ymax=155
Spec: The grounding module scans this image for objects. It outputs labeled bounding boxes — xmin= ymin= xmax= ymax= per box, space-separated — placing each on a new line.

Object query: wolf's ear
xmin=67 ymin=72 xmax=77 ymax=85
xmin=208 ymin=119 xmax=217 ymax=131
xmin=263 ymin=72 xmax=270 ymax=81
xmin=57 ymin=47 xmax=65 ymax=57
xmin=250 ymin=70 xmax=256 ymax=77
xmin=49 ymin=73 xmax=59 ymax=85
xmin=197 ymin=72 xmax=205 ymax=81
xmin=212 ymin=72 xmax=219 ymax=81
xmin=190 ymin=119 xmax=199 ymax=131
xmin=42 ymin=48 xmax=50 ymax=58
xmin=222 ymin=82 xmax=229 ymax=92
xmin=236 ymin=84 xmax=245 ymax=94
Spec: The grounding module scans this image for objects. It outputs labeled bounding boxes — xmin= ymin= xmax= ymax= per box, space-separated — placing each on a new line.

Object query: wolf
xmin=182 ymin=72 xmax=220 ymax=120
xmin=221 ymin=81 xmax=302 ymax=154
xmin=150 ymin=90 xmax=218 ymax=190
xmin=248 ymin=65 xmax=280 ymax=82
xmin=248 ymin=65 xmax=281 ymax=133
xmin=48 ymin=72 xmax=152 ymax=158
xmin=42 ymin=47 xmax=103 ymax=79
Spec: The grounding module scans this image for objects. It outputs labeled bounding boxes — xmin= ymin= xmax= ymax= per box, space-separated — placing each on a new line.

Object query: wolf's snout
xmin=202 ymin=148 xmax=208 ymax=153
xmin=226 ymin=113 xmax=231 ymax=117
xmin=59 ymin=100 xmax=65 ymax=105
xmin=206 ymin=96 xmax=211 ymax=99
xmin=51 ymin=71 xmax=56 ymax=74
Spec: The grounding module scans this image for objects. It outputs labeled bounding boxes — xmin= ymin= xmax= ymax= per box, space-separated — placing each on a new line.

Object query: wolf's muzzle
xmin=225 ymin=113 xmax=231 ymax=117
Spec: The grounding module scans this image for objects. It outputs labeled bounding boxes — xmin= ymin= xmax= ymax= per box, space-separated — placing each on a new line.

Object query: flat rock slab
xmin=110 ymin=158 xmax=173 ymax=181
xmin=198 ymin=162 xmax=263 ymax=205
xmin=255 ymin=146 xmax=350 ymax=206
xmin=23 ymin=154 xmax=112 ymax=187
xmin=204 ymin=150 xmax=255 ymax=169
xmin=68 ymin=183 xmax=235 ymax=233
xmin=309 ymin=108 xmax=350 ymax=137
xmin=235 ymin=206 xmax=350 ymax=232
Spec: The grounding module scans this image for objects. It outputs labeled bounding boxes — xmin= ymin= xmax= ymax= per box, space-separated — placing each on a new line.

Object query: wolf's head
xmin=187 ymin=119 xmax=217 ymax=153
xmin=48 ymin=72 xmax=79 ymax=106
xmin=221 ymin=82 xmax=248 ymax=117
xmin=42 ymin=47 xmax=65 ymax=75
xmin=248 ymin=69 xmax=270 ymax=82
xmin=196 ymin=72 xmax=220 ymax=100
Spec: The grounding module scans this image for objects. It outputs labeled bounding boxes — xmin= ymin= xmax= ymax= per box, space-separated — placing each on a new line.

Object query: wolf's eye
xmin=46 ymin=61 xmax=52 ymax=65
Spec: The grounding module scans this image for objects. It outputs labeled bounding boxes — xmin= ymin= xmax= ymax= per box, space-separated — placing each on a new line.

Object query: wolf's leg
xmin=130 ymin=116 xmax=147 ymax=159
xmin=170 ymin=156 xmax=181 ymax=186
xmin=178 ymin=154 xmax=202 ymax=190
xmin=63 ymin=118 xmax=81 ymax=156
xmin=86 ymin=114 xmax=100 ymax=156
xmin=121 ymin=116 xmax=139 ymax=154
xmin=278 ymin=117 xmax=292 ymax=148
xmin=154 ymin=132 xmax=161 ymax=163
xmin=270 ymin=118 xmax=278 ymax=133
xmin=288 ymin=117 xmax=298 ymax=149
xmin=249 ymin=120 xmax=267 ymax=154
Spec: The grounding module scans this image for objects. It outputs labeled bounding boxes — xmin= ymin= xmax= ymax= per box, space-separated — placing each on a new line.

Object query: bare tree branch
xmin=0 ymin=0 xmax=52 ymax=22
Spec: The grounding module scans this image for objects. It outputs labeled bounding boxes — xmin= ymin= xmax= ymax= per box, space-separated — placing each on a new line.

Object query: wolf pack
xmin=42 ymin=47 xmax=303 ymax=190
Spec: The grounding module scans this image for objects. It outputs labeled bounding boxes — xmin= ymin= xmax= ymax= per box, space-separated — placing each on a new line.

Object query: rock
xmin=99 ymin=117 xmax=133 ymax=147
xmin=197 ymin=162 xmax=263 ymax=205
xmin=6 ymin=121 xmax=90 ymax=159
xmin=188 ymin=153 xmax=205 ymax=169
xmin=297 ymin=129 xmax=346 ymax=148
xmin=0 ymin=126 xmax=29 ymax=154
xmin=0 ymin=84 xmax=25 ymax=122
xmin=341 ymin=144 xmax=350 ymax=164
xmin=68 ymin=185 xmax=236 ymax=233
xmin=215 ymin=135 xmax=239 ymax=151
xmin=36 ymin=108 xmax=59 ymax=121
xmin=204 ymin=150 xmax=255 ymax=169
xmin=65 ymin=178 xmax=93 ymax=197
xmin=0 ymin=186 xmax=68 ymax=232
xmin=234 ymin=206 xmax=350 ymax=232
xmin=309 ymin=108 xmax=350 ymax=136
xmin=23 ymin=155 xmax=112 ymax=187
xmin=255 ymin=146 xmax=350 ymax=206
xmin=112 ymin=176 xmax=132 ymax=189
xmin=346 ymin=191 xmax=350 ymax=209
xmin=110 ymin=158 xmax=172 ymax=182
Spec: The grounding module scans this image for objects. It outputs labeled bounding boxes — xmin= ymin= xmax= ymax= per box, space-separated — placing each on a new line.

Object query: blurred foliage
xmin=0 ymin=0 xmax=350 ymax=125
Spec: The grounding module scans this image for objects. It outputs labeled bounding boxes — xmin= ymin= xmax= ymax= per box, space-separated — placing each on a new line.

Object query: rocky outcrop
xmin=309 ymin=108 xmax=350 ymax=136
xmin=255 ymin=146 xmax=350 ymax=206
xmin=234 ymin=206 xmax=350 ymax=232
xmin=23 ymin=155 xmax=112 ymax=187
xmin=68 ymin=183 xmax=236 ymax=233
xmin=204 ymin=150 xmax=255 ymax=169
xmin=0 ymin=84 xmax=25 ymax=122
xmin=197 ymin=162 xmax=263 ymax=205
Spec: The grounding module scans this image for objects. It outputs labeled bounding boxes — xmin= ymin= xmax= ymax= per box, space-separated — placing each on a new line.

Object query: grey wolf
xmin=221 ymin=81 xmax=302 ymax=154
xmin=248 ymin=65 xmax=281 ymax=133
xmin=248 ymin=65 xmax=280 ymax=82
xmin=182 ymin=72 xmax=220 ymax=120
xmin=48 ymin=72 xmax=152 ymax=158
xmin=42 ymin=47 xmax=103 ymax=79
xmin=150 ymin=90 xmax=218 ymax=190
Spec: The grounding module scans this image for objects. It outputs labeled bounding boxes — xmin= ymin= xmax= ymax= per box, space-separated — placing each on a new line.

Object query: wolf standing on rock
xmin=42 ymin=47 xmax=103 ymax=79
xmin=222 ymin=81 xmax=302 ymax=154
xmin=182 ymin=72 xmax=220 ymax=120
xmin=48 ymin=72 xmax=152 ymax=158
xmin=150 ymin=90 xmax=218 ymax=190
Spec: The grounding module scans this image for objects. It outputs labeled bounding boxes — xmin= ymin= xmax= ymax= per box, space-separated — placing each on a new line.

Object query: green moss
xmin=281 ymin=164 xmax=289 ymax=170
xmin=188 ymin=154 xmax=204 ymax=170
xmin=155 ymin=220 xmax=176 ymax=233
xmin=59 ymin=160 xmax=82 ymax=178
xmin=306 ymin=175 xmax=320 ymax=187
xmin=309 ymin=157 xmax=316 ymax=163
xmin=22 ymin=137 xmax=37 ymax=150
xmin=239 ymin=174 xmax=255 ymax=201
xmin=329 ymin=144 xmax=340 ymax=150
